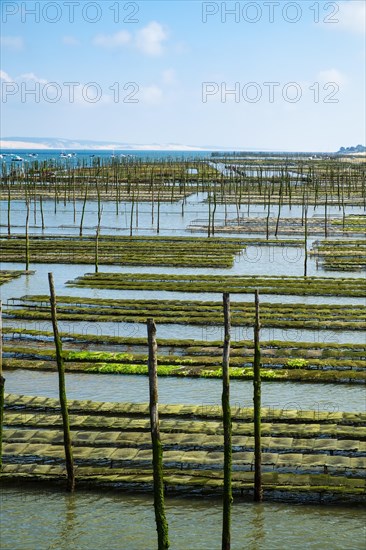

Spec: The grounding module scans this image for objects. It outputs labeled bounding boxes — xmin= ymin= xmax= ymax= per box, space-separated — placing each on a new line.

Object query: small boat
xmin=11 ymin=155 xmax=23 ymax=161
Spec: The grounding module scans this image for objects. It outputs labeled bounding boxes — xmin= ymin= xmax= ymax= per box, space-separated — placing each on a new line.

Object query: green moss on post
xmin=95 ymin=206 xmax=103 ymax=274
xmin=40 ymin=195 xmax=45 ymax=231
xmin=25 ymin=200 xmax=30 ymax=270
xmin=0 ymin=301 xmax=4 ymax=469
xmin=79 ymin=186 xmax=88 ymax=237
xmin=7 ymin=185 xmax=11 ymax=237
xmin=222 ymin=292 xmax=232 ymax=550
xmin=253 ymin=290 xmax=263 ymax=502
xmin=304 ymin=203 xmax=308 ymax=277
xmin=147 ymin=318 xmax=169 ymax=550
xmin=48 ymin=273 xmax=75 ymax=492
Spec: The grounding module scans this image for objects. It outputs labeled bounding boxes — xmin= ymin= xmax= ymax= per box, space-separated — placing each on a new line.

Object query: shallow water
xmin=4 ymin=369 xmax=365 ymax=413
xmin=1 ymin=197 xmax=365 ymax=239
xmin=2 ymin=158 xmax=365 ymax=548
xmin=1 ymin=485 xmax=365 ymax=550
xmin=4 ymin=318 xmax=363 ymax=345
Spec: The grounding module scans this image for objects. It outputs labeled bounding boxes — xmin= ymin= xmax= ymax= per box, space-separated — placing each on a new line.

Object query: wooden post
xmin=212 ymin=192 xmax=217 ymax=236
xmin=0 ymin=301 xmax=4 ymax=468
xmin=95 ymin=206 xmax=103 ymax=274
xmin=25 ymin=200 xmax=30 ymax=270
xmin=266 ymin=189 xmax=271 ymax=241
xmin=274 ymin=182 xmax=282 ymax=237
xmin=130 ymin=191 xmax=135 ymax=237
xmin=79 ymin=186 xmax=88 ymax=237
xmin=222 ymin=293 xmax=232 ymax=550
xmin=157 ymin=189 xmax=161 ymax=235
xmin=40 ymin=195 xmax=45 ymax=230
xmin=147 ymin=319 xmax=169 ymax=550
xmin=207 ymin=191 xmax=211 ymax=238
xmin=48 ymin=273 xmax=75 ymax=492
xmin=253 ymin=290 xmax=262 ymax=502
xmin=7 ymin=185 xmax=11 ymax=237
xmin=324 ymin=192 xmax=328 ymax=238
xmin=304 ymin=203 xmax=308 ymax=277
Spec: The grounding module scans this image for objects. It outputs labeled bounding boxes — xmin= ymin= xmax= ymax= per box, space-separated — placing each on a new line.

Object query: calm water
xmin=1 ymin=485 xmax=365 ymax=550
xmin=5 ymin=318 xmax=363 ymax=346
xmin=1 ymin=198 xmax=365 ymax=240
xmin=4 ymin=370 xmax=365 ymax=413
xmin=2 ymin=261 xmax=366 ymax=304
xmin=1 ymin=153 xmax=365 ymax=549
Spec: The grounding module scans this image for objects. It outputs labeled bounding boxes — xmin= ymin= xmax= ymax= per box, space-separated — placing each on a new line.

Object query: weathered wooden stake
xmin=79 ymin=187 xmax=88 ymax=237
xmin=207 ymin=191 xmax=211 ymax=238
xmin=222 ymin=293 xmax=232 ymax=550
xmin=253 ymin=290 xmax=262 ymax=502
xmin=324 ymin=192 xmax=328 ymax=238
xmin=95 ymin=206 xmax=103 ymax=274
xmin=147 ymin=318 xmax=169 ymax=550
xmin=304 ymin=204 xmax=308 ymax=277
xmin=40 ymin=195 xmax=45 ymax=230
xmin=0 ymin=301 xmax=4 ymax=468
xmin=7 ymin=185 xmax=11 ymax=236
xmin=25 ymin=200 xmax=30 ymax=270
xmin=266 ymin=190 xmax=271 ymax=241
xmin=157 ymin=190 xmax=161 ymax=235
xmin=130 ymin=191 xmax=135 ymax=237
xmin=48 ymin=273 xmax=75 ymax=492
xmin=212 ymin=192 xmax=217 ymax=236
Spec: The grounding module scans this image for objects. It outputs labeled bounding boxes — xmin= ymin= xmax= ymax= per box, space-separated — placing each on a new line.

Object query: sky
xmin=0 ymin=0 xmax=365 ymax=151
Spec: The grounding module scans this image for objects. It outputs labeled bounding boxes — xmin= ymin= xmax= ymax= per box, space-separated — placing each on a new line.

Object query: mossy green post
xmin=40 ymin=195 xmax=45 ymax=230
xmin=253 ymin=290 xmax=263 ymax=502
xmin=130 ymin=191 xmax=135 ymax=237
xmin=266 ymin=191 xmax=271 ymax=240
xmin=79 ymin=186 xmax=88 ymax=237
xmin=7 ymin=185 xmax=11 ymax=237
xmin=95 ymin=206 xmax=103 ymax=274
xmin=147 ymin=318 xmax=169 ymax=550
xmin=222 ymin=293 xmax=232 ymax=550
xmin=0 ymin=301 xmax=4 ymax=469
xmin=25 ymin=200 xmax=30 ymax=270
xmin=48 ymin=273 xmax=75 ymax=492
xmin=304 ymin=204 xmax=308 ymax=277
xmin=157 ymin=190 xmax=161 ymax=234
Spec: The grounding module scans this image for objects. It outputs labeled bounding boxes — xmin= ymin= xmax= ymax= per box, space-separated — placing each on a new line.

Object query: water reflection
xmin=4 ymin=369 xmax=366 ymax=412
xmin=1 ymin=485 xmax=365 ymax=550
xmin=248 ymin=503 xmax=265 ymax=550
xmin=49 ymin=493 xmax=77 ymax=550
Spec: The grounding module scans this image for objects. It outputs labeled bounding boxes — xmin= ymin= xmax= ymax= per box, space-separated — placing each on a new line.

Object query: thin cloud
xmin=1 ymin=36 xmax=24 ymax=51
xmin=92 ymin=22 xmax=168 ymax=56
xmin=140 ymin=85 xmax=163 ymax=104
xmin=318 ymin=69 xmax=347 ymax=86
xmin=63 ymin=36 xmax=80 ymax=46
xmin=326 ymin=1 xmax=365 ymax=34
xmin=93 ymin=31 xmax=131 ymax=48
xmin=20 ymin=73 xmax=48 ymax=85
xmin=135 ymin=22 xmax=168 ymax=56
xmin=0 ymin=70 xmax=13 ymax=82
xmin=162 ymin=69 xmax=176 ymax=85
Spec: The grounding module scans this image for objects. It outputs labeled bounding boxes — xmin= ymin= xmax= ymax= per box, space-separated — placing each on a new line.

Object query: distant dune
xmin=0 ymin=137 xmax=213 ymax=151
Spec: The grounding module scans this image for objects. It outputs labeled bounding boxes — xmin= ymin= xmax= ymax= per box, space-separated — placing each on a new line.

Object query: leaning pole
xmin=221 ymin=292 xmax=232 ymax=550
xmin=48 ymin=273 xmax=75 ymax=492
xmin=253 ymin=290 xmax=263 ymax=502
xmin=147 ymin=318 xmax=169 ymax=549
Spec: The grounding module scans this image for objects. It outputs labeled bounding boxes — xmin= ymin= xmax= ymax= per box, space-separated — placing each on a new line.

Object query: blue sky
xmin=1 ymin=0 xmax=365 ymax=150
